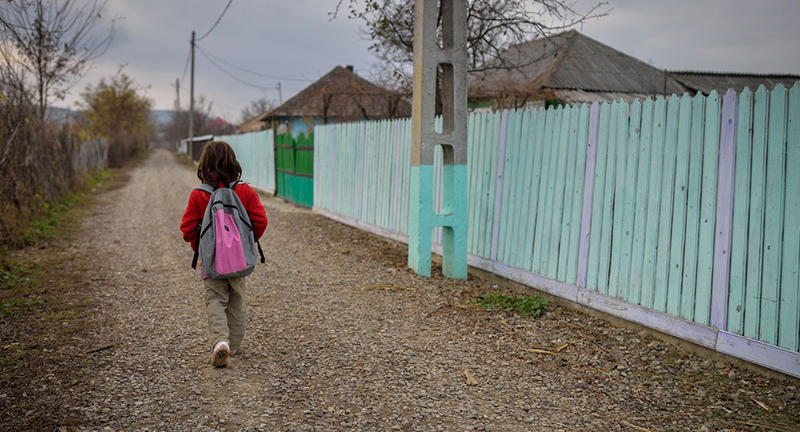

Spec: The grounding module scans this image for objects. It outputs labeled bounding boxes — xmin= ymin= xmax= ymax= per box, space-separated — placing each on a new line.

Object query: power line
xmin=180 ymin=45 xmax=191 ymax=83
xmin=199 ymin=48 xmax=312 ymax=83
xmin=195 ymin=44 xmax=278 ymax=92
xmin=196 ymin=0 xmax=234 ymax=41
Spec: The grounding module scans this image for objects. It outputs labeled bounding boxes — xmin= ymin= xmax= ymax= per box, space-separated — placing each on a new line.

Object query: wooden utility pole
xmin=189 ymin=30 xmax=196 ymax=159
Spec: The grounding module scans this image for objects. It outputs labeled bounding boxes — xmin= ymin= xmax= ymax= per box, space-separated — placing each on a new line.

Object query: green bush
xmin=473 ymin=292 xmax=547 ymax=317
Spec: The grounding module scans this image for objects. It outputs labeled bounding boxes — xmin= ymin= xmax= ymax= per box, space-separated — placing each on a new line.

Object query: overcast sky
xmin=59 ymin=0 xmax=800 ymax=123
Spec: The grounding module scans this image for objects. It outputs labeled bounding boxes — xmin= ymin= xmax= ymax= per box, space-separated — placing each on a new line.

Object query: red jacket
xmin=180 ymin=182 xmax=268 ymax=250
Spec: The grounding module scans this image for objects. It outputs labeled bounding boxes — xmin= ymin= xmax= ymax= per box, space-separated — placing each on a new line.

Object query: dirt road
xmin=1 ymin=149 xmax=797 ymax=431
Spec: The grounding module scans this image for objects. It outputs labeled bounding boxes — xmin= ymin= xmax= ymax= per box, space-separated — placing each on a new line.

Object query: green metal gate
xmin=275 ymin=132 xmax=314 ymax=207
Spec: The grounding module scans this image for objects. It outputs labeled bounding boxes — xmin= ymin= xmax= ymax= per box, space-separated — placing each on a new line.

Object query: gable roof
xmin=671 ymin=71 xmax=800 ymax=94
xmin=255 ymin=66 xmax=410 ymax=122
xmin=469 ymin=30 xmax=686 ymax=99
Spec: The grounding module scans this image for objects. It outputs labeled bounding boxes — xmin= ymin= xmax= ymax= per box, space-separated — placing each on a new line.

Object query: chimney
xmin=346 ymin=65 xmax=354 ymax=72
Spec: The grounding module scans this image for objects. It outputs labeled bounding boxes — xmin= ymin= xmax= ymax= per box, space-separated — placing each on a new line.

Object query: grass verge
xmin=0 ymin=162 xmax=128 ymax=428
xmin=473 ymin=292 xmax=547 ymax=318
xmin=20 ymin=169 xmax=113 ymax=246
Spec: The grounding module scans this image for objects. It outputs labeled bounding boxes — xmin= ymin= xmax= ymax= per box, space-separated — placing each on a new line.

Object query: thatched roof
xmin=671 ymin=71 xmax=800 ymax=94
xmin=469 ymin=30 xmax=686 ymax=100
xmin=253 ymin=66 xmax=410 ymax=124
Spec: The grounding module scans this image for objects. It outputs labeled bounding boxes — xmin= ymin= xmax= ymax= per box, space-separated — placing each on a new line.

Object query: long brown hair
xmin=196 ymin=141 xmax=242 ymax=184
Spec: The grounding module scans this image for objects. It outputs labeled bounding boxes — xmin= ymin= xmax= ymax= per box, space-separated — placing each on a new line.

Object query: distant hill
xmin=46 ymin=106 xmax=79 ymax=123
xmin=47 ymin=106 xmax=175 ymax=126
xmin=151 ymin=109 xmax=174 ymax=126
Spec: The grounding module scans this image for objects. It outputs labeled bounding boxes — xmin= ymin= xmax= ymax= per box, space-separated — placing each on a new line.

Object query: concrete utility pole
xmin=277 ymin=81 xmax=282 ymax=105
xmin=408 ymin=0 xmax=468 ymax=279
xmin=173 ymin=78 xmax=180 ymax=112
xmin=189 ymin=30 xmax=196 ymax=159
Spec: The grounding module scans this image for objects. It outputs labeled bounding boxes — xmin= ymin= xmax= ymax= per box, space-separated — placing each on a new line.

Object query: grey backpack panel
xmin=193 ymin=181 xmax=262 ymax=279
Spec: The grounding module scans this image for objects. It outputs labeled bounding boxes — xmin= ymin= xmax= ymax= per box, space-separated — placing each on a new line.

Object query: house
xmin=238 ymin=65 xmax=411 ymax=137
xmin=468 ymin=30 xmax=686 ymax=108
xmin=203 ymin=116 xmax=235 ymax=136
xmin=468 ymin=30 xmax=799 ymax=108
xmin=670 ymin=71 xmax=800 ymax=94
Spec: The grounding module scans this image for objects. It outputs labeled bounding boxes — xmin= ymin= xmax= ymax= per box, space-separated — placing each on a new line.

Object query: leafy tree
xmin=79 ymin=71 xmax=153 ymax=166
xmin=239 ymin=96 xmax=275 ymax=125
xmin=333 ymin=0 xmax=607 ymax=91
xmin=0 ymin=0 xmax=115 ymax=121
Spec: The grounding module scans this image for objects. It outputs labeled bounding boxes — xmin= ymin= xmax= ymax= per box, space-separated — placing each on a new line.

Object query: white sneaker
xmin=211 ymin=341 xmax=229 ymax=368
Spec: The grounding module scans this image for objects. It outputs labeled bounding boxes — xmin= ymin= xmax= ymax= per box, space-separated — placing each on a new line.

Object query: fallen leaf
xmin=464 ymin=369 xmax=478 ymax=386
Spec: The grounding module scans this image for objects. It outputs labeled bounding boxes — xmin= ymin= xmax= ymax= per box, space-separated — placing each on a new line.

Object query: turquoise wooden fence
xmin=313 ymin=84 xmax=800 ymax=377
xmin=216 ymin=129 xmax=276 ymax=193
xmin=727 ymin=85 xmax=800 ymax=351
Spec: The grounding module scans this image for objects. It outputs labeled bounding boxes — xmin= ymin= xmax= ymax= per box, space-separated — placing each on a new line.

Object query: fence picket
xmin=532 ymin=107 xmax=557 ymax=272
xmin=491 ymin=111 xmax=510 ymax=260
xmin=680 ymin=93 xmax=707 ymax=321
xmin=511 ymin=110 xmax=534 ymax=269
xmin=641 ymin=97 xmax=667 ymax=308
xmin=761 ymin=85 xmax=788 ymax=345
xmin=467 ymin=111 xmax=481 ymax=253
xmin=608 ymin=101 xmax=630 ymax=298
xmin=510 ymin=110 xmax=529 ymax=267
xmin=667 ymin=94 xmax=694 ymax=316
xmin=744 ymin=86 xmax=770 ymax=339
xmin=523 ymin=109 xmax=547 ymax=271
xmin=483 ymin=112 xmax=500 ymax=256
xmin=620 ymin=99 xmax=644 ymax=303
xmin=567 ymin=104 xmax=590 ymax=284
xmin=728 ymin=87 xmax=754 ymax=334
xmin=710 ymin=90 xmax=738 ymax=330
xmin=550 ymin=107 xmax=576 ymax=279
xmin=401 ymin=119 xmax=412 ymax=233
xmin=498 ymin=111 xmax=521 ymax=263
xmin=695 ymin=91 xmax=721 ymax=325
xmin=597 ymin=102 xmax=621 ymax=295
xmin=780 ymin=83 xmax=800 ymax=351
xmin=587 ymin=102 xmax=612 ymax=291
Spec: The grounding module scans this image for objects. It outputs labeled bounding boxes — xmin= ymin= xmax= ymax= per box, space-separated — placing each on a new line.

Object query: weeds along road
xmin=1 ymin=149 xmax=798 ymax=431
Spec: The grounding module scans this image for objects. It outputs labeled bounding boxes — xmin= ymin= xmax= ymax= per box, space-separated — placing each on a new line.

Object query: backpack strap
xmin=228 ymin=180 xmax=266 ymax=264
xmin=257 ymin=240 xmax=265 ymax=263
xmin=192 ymin=247 xmax=200 ymax=269
xmin=191 ymin=183 xmax=215 ymax=269
xmin=195 ymin=183 xmax=215 ymax=194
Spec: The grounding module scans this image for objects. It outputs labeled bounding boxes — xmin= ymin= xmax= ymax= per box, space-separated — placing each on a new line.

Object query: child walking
xmin=180 ymin=141 xmax=268 ymax=367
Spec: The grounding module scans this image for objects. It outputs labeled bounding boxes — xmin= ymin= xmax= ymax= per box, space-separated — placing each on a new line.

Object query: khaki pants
xmin=203 ymin=276 xmax=246 ymax=350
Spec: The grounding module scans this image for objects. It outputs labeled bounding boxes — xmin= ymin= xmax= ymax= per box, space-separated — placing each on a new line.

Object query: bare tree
xmin=0 ymin=0 xmax=115 ymax=121
xmin=332 ymin=0 xmax=607 ymax=91
xmin=239 ymin=96 xmax=275 ymax=125
xmin=163 ymin=96 xmax=213 ymax=143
